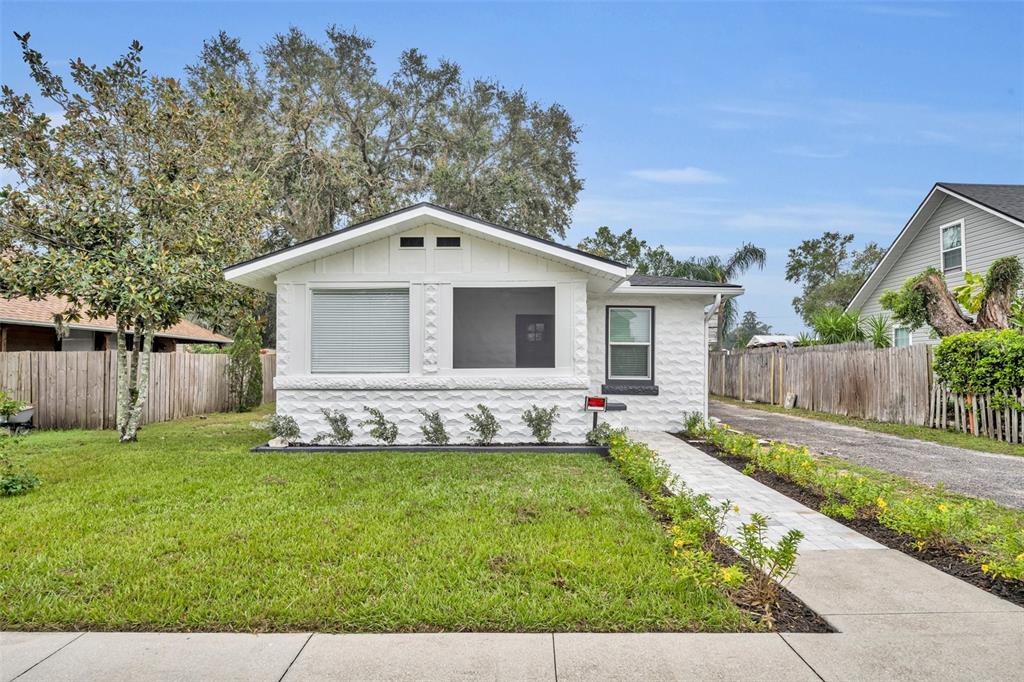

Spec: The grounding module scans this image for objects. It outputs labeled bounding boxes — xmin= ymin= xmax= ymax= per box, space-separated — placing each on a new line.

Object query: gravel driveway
xmin=710 ymin=399 xmax=1024 ymax=509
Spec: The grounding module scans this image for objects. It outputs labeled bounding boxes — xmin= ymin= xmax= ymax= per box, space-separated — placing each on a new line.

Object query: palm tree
xmin=673 ymin=243 xmax=767 ymax=348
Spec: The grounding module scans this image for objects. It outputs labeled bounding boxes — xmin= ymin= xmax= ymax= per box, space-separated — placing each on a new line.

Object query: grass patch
xmin=713 ymin=395 xmax=1024 ymax=458
xmin=0 ymin=408 xmax=746 ymax=632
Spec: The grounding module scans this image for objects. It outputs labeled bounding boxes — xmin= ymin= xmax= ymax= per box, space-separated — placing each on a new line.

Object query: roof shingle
xmin=937 ymin=183 xmax=1024 ymax=223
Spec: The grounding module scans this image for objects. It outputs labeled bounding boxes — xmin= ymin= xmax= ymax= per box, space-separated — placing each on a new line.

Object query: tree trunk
xmin=976 ymin=268 xmax=1018 ymax=330
xmin=119 ymin=328 xmax=154 ymax=443
xmin=115 ymin=320 xmax=132 ymax=436
xmin=914 ymin=272 xmax=975 ymax=337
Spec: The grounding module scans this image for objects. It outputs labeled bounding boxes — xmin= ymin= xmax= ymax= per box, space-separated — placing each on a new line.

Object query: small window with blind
xmin=607 ymin=306 xmax=654 ymax=382
xmin=893 ymin=327 xmax=912 ymax=348
xmin=310 ymin=289 xmax=409 ymax=373
xmin=940 ymin=221 xmax=964 ymax=272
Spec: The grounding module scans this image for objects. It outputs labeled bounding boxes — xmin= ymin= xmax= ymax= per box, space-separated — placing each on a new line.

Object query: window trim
xmin=892 ymin=326 xmax=913 ymax=348
xmin=605 ymin=305 xmax=655 ymax=385
xmin=307 ymin=283 xmax=413 ymax=375
xmin=938 ymin=218 xmax=965 ymax=273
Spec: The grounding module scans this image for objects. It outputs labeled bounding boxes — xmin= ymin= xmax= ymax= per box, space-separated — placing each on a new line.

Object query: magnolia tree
xmin=0 ymin=35 xmax=270 ymax=441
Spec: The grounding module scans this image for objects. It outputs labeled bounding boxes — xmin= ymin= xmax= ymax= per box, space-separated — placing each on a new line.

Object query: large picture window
xmin=607 ymin=307 xmax=653 ymax=380
xmin=310 ymin=289 xmax=409 ymax=373
xmin=452 ymin=287 xmax=555 ymax=369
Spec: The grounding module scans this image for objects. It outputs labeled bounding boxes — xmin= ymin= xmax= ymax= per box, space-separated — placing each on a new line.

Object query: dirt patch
xmin=677 ymin=433 xmax=1024 ymax=609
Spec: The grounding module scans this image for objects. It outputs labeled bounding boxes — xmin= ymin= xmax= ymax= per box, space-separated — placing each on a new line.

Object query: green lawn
xmin=713 ymin=395 xmax=1024 ymax=458
xmin=0 ymin=408 xmax=746 ymax=632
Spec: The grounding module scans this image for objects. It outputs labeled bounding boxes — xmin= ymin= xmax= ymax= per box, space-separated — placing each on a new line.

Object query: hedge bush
xmin=933 ymin=329 xmax=1024 ymax=407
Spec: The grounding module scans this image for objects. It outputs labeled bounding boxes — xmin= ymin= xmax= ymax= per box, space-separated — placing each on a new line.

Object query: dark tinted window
xmin=436 ymin=236 xmax=461 ymax=248
xmin=400 ymin=236 xmax=424 ymax=248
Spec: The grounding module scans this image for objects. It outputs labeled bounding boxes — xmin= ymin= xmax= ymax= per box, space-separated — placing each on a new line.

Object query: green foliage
xmin=521 ymin=405 xmax=559 ymax=444
xmin=932 ymin=330 xmax=1024 ymax=409
xmin=795 ymin=332 xmax=818 ymax=347
xmin=188 ymin=28 xmax=582 ymax=242
xmin=418 ymin=409 xmax=450 ymax=446
xmin=985 ymin=256 xmax=1023 ymax=295
xmin=1011 ymin=297 xmax=1024 ymax=332
xmin=226 ymin=315 xmax=263 ymax=412
xmin=360 ymin=407 xmax=398 ymax=446
xmin=785 ymin=232 xmax=883 ymax=325
xmin=186 ymin=344 xmax=225 ymax=354
xmin=809 ymin=308 xmax=866 ymax=345
xmin=257 ymin=414 xmax=301 ymax=443
xmin=728 ymin=311 xmax=771 ymax=349
xmin=585 ymin=421 xmax=619 ymax=447
xmin=0 ymin=449 xmax=40 ymax=497
xmin=465 ymin=404 xmax=501 ymax=445
xmin=0 ymin=391 xmax=26 ymax=418
xmin=701 ymin=422 xmax=1024 ymax=581
xmin=863 ymin=314 xmax=892 ymax=349
xmin=314 ymin=408 xmax=353 ymax=446
xmin=880 ymin=269 xmax=938 ymax=331
xmin=953 ymin=271 xmax=987 ymax=314
xmin=682 ymin=411 xmax=706 ymax=437
xmin=577 ymin=226 xmax=680 ymax=275
xmin=731 ymin=513 xmax=803 ymax=621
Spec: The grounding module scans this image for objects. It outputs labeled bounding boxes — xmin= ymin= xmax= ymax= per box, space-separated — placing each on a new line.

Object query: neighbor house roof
xmin=847 ymin=183 xmax=1024 ymax=312
xmin=0 ymin=296 xmax=231 ymax=343
xmin=226 ymin=202 xmax=744 ymax=297
xmin=627 ymin=274 xmax=742 ymax=289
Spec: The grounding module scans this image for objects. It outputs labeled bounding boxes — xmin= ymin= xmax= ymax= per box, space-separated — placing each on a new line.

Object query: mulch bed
xmin=677 ymin=434 xmax=1024 ymax=609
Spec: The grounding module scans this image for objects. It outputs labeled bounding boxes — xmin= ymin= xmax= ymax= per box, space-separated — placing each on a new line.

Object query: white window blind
xmin=310 ymin=289 xmax=409 ymax=373
xmin=608 ymin=307 xmax=652 ymax=379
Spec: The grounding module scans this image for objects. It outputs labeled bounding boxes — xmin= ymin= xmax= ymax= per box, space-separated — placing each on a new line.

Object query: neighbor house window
xmin=940 ymin=221 xmax=964 ymax=272
xmin=310 ymin=289 xmax=409 ymax=373
xmin=452 ymin=287 xmax=554 ymax=368
xmin=436 ymin=236 xmax=461 ymax=248
xmin=893 ymin=327 xmax=911 ymax=348
xmin=607 ymin=307 xmax=653 ymax=380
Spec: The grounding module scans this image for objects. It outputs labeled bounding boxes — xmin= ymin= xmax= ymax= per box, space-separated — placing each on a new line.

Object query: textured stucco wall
xmin=586 ymin=295 xmax=706 ymax=432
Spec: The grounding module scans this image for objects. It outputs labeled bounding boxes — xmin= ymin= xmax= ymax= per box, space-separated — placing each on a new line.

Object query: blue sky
xmin=2 ymin=1 xmax=1022 ymax=331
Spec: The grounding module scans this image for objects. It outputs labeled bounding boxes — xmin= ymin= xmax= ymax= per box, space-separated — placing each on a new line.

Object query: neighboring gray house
xmin=848 ymin=183 xmax=1024 ymax=346
xmin=225 ymin=203 xmax=742 ymax=444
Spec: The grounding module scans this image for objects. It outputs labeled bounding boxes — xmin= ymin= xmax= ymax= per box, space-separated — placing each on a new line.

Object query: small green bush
xmin=0 ymin=452 xmax=39 ymax=497
xmin=585 ymin=421 xmax=618 ymax=447
xmin=682 ymin=411 xmax=705 ymax=437
xmin=732 ymin=513 xmax=803 ymax=624
xmin=0 ymin=391 xmax=25 ymax=418
xmin=360 ymin=407 xmax=398 ymax=445
xmin=418 ymin=409 xmax=449 ymax=446
xmin=522 ymin=405 xmax=559 ymax=444
xmin=255 ymin=414 xmax=300 ymax=443
xmin=465 ymin=404 xmax=500 ymax=445
xmin=314 ymin=408 xmax=353 ymax=445
xmin=933 ymin=329 xmax=1024 ymax=409
xmin=226 ymin=315 xmax=263 ymax=412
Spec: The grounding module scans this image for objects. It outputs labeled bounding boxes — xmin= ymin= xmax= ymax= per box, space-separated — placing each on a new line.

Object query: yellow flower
xmin=876 ymin=497 xmax=888 ymax=510
xmin=937 ymin=504 xmax=948 ymax=513
xmin=1015 ymin=553 xmax=1024 ymax=563
xmin=732 ymin=504 xmax=740 ymax=513
xmin=981 ymin=564 xmax=990 ymax=573
xmin=670 ymin=525 xmax=681 ymax=535
xmin=673 ymin=538 xmax=685 ymax=548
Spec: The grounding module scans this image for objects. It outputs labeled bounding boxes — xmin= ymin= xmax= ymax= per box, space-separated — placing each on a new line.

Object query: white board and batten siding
xmin=857 ymin=194 xmax=1024 ymax=345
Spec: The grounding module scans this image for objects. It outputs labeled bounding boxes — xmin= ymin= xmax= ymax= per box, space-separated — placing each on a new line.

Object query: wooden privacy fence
xmin=0 ymin=350 xmax=276 ymax=429
xmin=709 ymin=344 xmax=933 ymax=426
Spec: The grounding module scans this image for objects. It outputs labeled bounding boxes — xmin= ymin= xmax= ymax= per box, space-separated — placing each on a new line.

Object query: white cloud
xmin=723 ymin=203 xmax=903 ymax=236
xmin=628 ymin=167 xmax=727 ymax=185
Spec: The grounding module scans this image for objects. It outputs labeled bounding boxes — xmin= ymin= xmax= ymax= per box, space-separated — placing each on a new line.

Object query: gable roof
xmin=846 ymin=182 xmax=1024 ymax=312
xmin=0 ymin=296 xmax=231 ymax=343
xmin=627 ymin=274 xmax=742 ymax=289
xmin=225 ymin=203 xmax=632 ymax=292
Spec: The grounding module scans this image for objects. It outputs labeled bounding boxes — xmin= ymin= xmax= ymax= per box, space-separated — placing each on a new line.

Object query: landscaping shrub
xmin=697 ymin=421 xmax=1024 ymax=581
xmin=256 ymin=414 xmax=301 ymax=443
xmin=314 ymin=408 xmax=353 ymax=445
xmin=932 ymin=329 xmax=1024 ymax=409
xmin=0 ymin=391 xmax=25 ymax=419
xmin=585 ymin=421 xmax=618 ymax=447
xmin=0 ymin=451 xmax=39 ymax=497
xmin=809 ymin=308 xmax=865 ymax=345
xmin=522 ymin=405 xmax=559 ymax=444
xmin=730 ymin=513 xmax=803 ymax=625
xmin=418 ymin=409 xmax=449 ymax=446
xmin=226 ymin=315 xmax=264 ymax=412
xmin=682 ymin=411 xmax=705 ymax=437
xmin=360 ymin=407 xmax=398 ymax=445
xmin=863 ymin=314 xmax=892 ymax=349
xmin=465 ymin=404 xmax=500 ymax=445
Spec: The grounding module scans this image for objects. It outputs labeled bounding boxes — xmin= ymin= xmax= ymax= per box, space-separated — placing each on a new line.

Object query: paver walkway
xmin=711 ymin=399 xmax=1024 ymax=508
xmin=634 ymin=430 xmax=881 ymax=551
xmin=4 ymin=432 xmax=1022 ymax=681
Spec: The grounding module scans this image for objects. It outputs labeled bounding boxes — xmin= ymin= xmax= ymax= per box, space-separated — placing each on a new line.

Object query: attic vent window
xmin=436 ymin=236 xmax=461 ymax=248
xmin=400 ymin=236 xmax=424 ymax=248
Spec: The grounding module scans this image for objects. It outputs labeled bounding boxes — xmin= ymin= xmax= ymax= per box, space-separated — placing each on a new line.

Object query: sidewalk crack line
xmin=278 ymin=632 xmax=313 ymax=682
xmin=780 ymin=634 xmax=825 ymax=682
xmin=11 ymin=632 xmax=85 ymax=681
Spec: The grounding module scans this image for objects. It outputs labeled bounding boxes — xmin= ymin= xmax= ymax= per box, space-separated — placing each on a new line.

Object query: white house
xmin=225 ymin=203 xmax=742 ymax=444
xmin=847 ymin=183 xmax=1024 ymax=346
